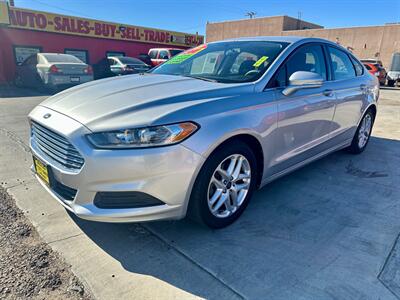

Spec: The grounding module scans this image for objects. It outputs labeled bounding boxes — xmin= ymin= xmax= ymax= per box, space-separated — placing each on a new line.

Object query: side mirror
xmin=282 ymin=71 xmax=324 ymax=96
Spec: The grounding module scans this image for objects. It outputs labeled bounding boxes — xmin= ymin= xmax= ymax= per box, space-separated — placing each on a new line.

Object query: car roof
xmin=40 ymin=53 xmax=74 ymax=56
xmin=208 ymin=36 xmax=340 ymax=46
xmin=149 ymin=48 xmax=182 ymax=51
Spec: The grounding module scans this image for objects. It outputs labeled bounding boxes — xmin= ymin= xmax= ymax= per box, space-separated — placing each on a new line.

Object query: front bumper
xmin=29 ymin=106 xmax=205 ymax=223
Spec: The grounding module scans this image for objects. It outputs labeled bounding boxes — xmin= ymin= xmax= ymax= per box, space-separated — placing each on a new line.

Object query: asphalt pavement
xmin=0 ymin=86 xmax=399 ymax=300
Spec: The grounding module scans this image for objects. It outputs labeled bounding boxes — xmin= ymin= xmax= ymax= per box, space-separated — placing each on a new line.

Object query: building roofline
xmin=284 ymin=22 xmax=400 ymax=32
xmin=207 ymin=15 xmax=322 ymax=28
xmin=207 ymin=15 xmax=289 ymax=25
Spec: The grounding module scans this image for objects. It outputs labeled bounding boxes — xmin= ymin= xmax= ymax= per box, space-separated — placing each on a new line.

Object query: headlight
xmin=87 ymin=122 xmax=198 ymax=149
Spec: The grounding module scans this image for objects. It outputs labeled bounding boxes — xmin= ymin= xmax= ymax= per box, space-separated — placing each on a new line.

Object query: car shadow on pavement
xmin=0 ymin=85 xmax=54 ymax=98
xmin=70 ymin=136 xmax=400 ymax=299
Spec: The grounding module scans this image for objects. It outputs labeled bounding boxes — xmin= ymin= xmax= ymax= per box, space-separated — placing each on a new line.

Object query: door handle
xmin=323 ymin=89 xmax=334 ymax=97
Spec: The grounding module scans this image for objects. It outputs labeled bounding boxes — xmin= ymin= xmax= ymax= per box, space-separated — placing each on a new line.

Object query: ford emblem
xmin=43 ymin=113 xmax=51 ymax=119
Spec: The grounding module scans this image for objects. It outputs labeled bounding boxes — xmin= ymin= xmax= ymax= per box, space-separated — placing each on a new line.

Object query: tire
xmin=188 ymin=140 xmax=258 ymax=229
xmin=347 ymin=109 xmax=375 ymax=154
xmin=387 ymin=80 xmax=395 ymax=87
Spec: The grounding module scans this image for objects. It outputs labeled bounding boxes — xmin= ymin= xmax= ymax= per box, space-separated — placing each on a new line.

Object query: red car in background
xmin=148 ymin=48 xmax=184 ymax=66
xmin=363 ymin=63 xmax=387 ymax=85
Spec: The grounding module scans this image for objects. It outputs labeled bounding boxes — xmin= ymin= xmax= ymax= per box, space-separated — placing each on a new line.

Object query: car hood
xmin=39 ymin=74 xmax=254 ymax=132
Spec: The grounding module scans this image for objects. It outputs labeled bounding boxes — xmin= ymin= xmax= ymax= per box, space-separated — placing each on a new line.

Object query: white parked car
xmin=16 ymin=53 xmax=93 ymax=91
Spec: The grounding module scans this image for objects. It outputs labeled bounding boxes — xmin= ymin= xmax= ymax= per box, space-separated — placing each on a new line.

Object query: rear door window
xmin=350 ymin=56 xmax=364 ymax=76
xmin=328 ymin=47 xmax=356 ymax=80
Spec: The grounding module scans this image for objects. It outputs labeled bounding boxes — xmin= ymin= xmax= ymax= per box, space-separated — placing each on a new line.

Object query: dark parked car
xmin=137 ymin=53 xmax=152 ymax=66
xmin=92 ymin=58 xmax=116 ymax=80
xmin=108 ymin=56 xmax=151 ymax=75
xmin=15 ymin=53 xmax=93 ymax=91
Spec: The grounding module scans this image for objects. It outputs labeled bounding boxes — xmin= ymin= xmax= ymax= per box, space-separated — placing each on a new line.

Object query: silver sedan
xmin=28 ymin=37 xmax=379 ymax=228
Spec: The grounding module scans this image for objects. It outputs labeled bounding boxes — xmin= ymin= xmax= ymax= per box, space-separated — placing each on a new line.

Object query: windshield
xmin=43 ymin=54 xmax=83 ymax=63
xmin=119 ymin=57 xmax=145 ymax=65
xmin=151 ymin=41 xmax=289 ymax=83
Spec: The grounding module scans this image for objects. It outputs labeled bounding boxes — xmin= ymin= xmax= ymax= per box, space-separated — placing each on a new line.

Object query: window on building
xmin=13 ymin=46 xmax=41 ymax=65
xmin=64 ymin=49 xmax=89 ymax=64
xmin=106 ymin=51 xmax=125 ymax=58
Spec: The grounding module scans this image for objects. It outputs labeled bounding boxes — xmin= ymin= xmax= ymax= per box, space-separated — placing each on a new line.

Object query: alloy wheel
xmin=207 ymin=154 xmax=251 ymax=218
xmin=358 ymin=114 xmax=372 ymax=149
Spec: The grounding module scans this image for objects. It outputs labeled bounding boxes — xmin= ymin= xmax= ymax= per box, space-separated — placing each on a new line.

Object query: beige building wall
xmin=281 ymin=16 xmax=324 ymax=31
xmin=206 ymin=17 xmax=400 ymax=68
xmin=206 ymin=16 xmax=322 ymax=43
xmin=282 ymin=25 xmax=400 ymax=68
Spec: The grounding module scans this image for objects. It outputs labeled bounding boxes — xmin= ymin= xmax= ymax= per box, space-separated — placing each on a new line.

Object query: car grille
xmin=31 ymin=122 xmax=84 ymax=170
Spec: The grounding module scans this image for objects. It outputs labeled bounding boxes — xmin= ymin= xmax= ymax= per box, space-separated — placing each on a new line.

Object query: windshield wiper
xmin=184 ymin=75 xmax=219 ymax=83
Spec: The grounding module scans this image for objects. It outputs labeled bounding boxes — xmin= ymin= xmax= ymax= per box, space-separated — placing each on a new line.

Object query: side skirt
xmin=259 ymin=139 xmax=352 ymax=188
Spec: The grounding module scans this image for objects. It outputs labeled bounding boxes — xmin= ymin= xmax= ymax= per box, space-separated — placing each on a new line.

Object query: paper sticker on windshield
xmin=253 ymin=56 xmax=269 ymax=68
xmin=165 ymin=44 xmax=207 ymax=64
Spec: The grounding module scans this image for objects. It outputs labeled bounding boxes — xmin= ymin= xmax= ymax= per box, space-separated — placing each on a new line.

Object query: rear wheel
xmin=387 ymin=79 xmax=395 ymax=87
xmin=347 ymin=109 xmax=375 ymax=154
xmin=188 ymin=141 xmax=257 ymax=228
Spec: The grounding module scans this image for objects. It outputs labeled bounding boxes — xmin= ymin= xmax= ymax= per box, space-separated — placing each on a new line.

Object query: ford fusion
xmin=29 ymin=37 xmax=379 ymax=228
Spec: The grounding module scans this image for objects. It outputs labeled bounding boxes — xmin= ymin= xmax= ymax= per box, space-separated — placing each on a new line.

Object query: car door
xmin=270 ymin=43 xmax=337 ymax=174
xmin=327 ymin=46 xmax=366 ymax=142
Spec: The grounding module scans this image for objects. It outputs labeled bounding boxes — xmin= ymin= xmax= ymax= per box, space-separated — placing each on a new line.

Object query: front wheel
xmin=347 ymin=109 xmax=375 ymax=154
xmin=188 ymin=141 xmax=258 ymax=228
xmin=387 ymin=79 xmax=395 ymax=87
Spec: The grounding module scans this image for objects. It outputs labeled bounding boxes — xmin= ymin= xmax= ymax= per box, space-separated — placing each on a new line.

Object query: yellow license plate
xmin=33 ymin=156 xmax=50 ymax=185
